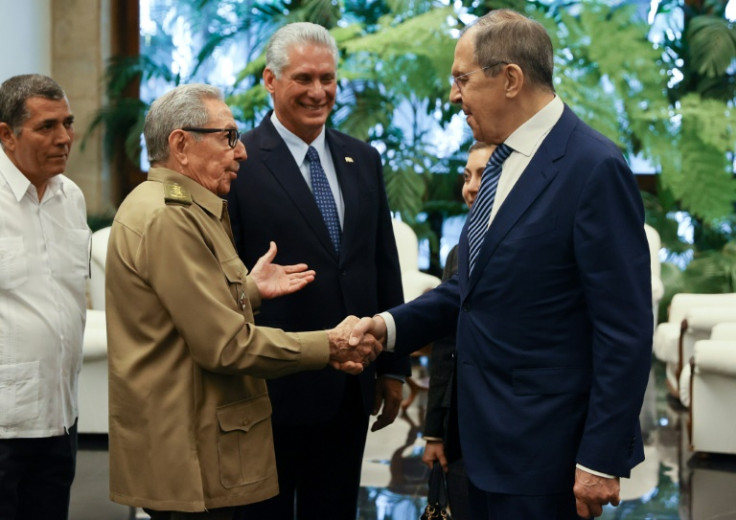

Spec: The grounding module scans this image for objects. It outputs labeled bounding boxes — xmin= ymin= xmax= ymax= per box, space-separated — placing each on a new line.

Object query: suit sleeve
xmin=390 ymin=275 xmax=461 ymax=357
xmin=573 ymin=155 xmax=653 ymax=477
xmin=369 ymin=146 xmax=412 ymax=378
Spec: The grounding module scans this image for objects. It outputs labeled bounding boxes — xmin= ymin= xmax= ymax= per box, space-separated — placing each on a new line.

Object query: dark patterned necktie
xmin=307 ymin=146 xmax=341 ymax=253
xmin=467 ymin=143 xmax=513 ymax=275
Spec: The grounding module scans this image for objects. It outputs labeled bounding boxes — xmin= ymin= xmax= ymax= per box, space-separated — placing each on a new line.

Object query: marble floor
xmin=69 ymin=360 xmax=736 ymax=520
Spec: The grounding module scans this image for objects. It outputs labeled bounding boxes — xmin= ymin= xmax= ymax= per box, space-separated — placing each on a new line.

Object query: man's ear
xmin=0 ymin=122 xmax=16 ymax=151
xmin=263 ymin=67 xmax=277 ymax=95
xmin=504 ymin=64 xmax=524 ymax=99
xmin=168 ymin=129 xmax=190 ymax=166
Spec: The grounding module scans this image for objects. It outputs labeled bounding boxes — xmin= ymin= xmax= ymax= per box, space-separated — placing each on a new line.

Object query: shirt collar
xmin=505 ymin=95 xmax=564 ymax=157
xmin=0 ymin=147 xmax=65 ymax=202
xmin=270 ymin=111 xmax=327 ymax=166
xmin=147 ymin=167 xmax=226 ymax=219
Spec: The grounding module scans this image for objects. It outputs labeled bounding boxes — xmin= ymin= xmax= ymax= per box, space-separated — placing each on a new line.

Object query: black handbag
xmin=421 ymin=461 xmax=453 ymax=520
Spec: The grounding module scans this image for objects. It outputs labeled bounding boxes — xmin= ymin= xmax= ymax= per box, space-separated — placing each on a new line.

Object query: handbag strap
xmin=427 ymin=461 xmax=450 ymax=509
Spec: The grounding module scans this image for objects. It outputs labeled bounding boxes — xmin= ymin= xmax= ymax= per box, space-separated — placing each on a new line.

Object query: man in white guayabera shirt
xmin=0 ymin=74 xmax=90 ymax=520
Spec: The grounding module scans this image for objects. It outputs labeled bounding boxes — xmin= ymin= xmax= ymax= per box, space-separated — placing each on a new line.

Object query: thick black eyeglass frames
xmin=181 ymin=127 xmax=240 ymax=148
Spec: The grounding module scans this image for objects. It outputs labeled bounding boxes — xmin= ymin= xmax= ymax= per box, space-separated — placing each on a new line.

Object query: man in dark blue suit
xmin=227 ymin=22 xmax=409 ymax=520
xmin=351 ymin=9 xmax=653 ymax=519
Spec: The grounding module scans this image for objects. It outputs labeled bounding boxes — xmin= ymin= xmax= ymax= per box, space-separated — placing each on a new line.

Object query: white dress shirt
xmin=270 ymin=112 xmax=345 ymax=227
xmin=0 ymin=148 xmax=89 ymax=438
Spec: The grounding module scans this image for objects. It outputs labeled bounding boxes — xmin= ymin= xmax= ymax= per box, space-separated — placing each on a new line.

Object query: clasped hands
xmin=324 ymin=315 xmax=389 ymax=375
xmin=246 ymin=243 xmax=387 ymax=375
xmin=326 ymin=316 xmax=386 ymax=375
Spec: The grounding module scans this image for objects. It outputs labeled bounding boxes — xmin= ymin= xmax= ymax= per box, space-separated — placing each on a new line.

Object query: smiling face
xmin=180 ymin=98 xmax=247 ymax=196
xmin=264 ymin=42 xmax=337 ymax=143
xmin=0 ymin=96 xmax=74 ymax=195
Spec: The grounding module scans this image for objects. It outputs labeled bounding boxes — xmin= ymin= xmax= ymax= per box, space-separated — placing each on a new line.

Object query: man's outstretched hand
xmin=349 ymin=315 xmax=388 ymax=349
xmin=327 ymin=316 xmax=383 ymax=375
xmin=250 ymin=241 xmax=315 ymax=299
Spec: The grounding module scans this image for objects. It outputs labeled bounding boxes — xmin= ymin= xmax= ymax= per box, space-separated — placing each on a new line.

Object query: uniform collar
xmin=147 ymin=167 xmax=226 ymax=219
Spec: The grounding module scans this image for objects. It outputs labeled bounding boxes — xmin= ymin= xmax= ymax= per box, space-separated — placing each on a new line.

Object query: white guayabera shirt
xmin=0 ymin=148 xmax=89 ymax=438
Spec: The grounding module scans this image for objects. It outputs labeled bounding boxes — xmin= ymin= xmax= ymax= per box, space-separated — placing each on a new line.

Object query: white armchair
xmin=391 ymin=220 xmax=441 ymax=302
xmin=652 ymin=292 xmax=736 ymax=398
xmin=78 ymin=226 xmax=111 ymax=434
xmin=686 ymin=338 xmax=736 ymax=454
xmin=679 ymin=321 xmax=736 ymax=408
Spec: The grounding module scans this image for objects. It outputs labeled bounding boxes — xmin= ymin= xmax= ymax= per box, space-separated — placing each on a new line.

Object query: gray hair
xmin=144 ymin=83 xmax=223 ymax=163
xmin=467 ymin=9 xmax=554 ymax=93
xmin=265 ymin=22 xmax=339 ymax=78
xmin=0 ymin=74 xmax=66 ymax=135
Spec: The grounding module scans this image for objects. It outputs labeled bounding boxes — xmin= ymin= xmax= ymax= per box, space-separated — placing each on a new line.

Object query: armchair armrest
xmin=686 ymin=308 xmax=736 ymax=334
xmin=653 ymin=322 xmax=681 ymax=363
xmin=693 ymin=340 xmax=736 ymax=377
xmin=83 ymin=309 xmax=107 ymax=361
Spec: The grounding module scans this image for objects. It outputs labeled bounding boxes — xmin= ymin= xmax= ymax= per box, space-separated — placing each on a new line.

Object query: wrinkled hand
xmin=327 ymin=316 xmax=382 ymax=374
xmin=349 ymin=316 xmax=387 ymax=349
xmin=422 ymin=440 xmax=448 ymax=471
xmin=371 ymin=377 xmax=403 ymax=431
xmin=250 ymin=241 xmax=315 ymax=299
xmin=573 ymin=467 xmax=620 ymax=518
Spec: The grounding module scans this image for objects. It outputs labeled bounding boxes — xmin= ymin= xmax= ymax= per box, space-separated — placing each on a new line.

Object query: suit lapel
xmin=463 ymin=106 xmax=577 ymax=296
xmin=326 ymin=130 xmax=359 ymax=258
xmin=255 ymin=116 xmax=339 ymax=258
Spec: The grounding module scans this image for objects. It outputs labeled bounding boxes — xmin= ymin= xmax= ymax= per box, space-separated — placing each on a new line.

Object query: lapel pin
xmin=345 ymin=157 xmax=354 ymax=163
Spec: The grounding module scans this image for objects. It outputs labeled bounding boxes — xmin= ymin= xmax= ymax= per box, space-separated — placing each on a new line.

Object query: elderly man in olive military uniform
xmin=105 ymin=83 xmax=380 ymax=520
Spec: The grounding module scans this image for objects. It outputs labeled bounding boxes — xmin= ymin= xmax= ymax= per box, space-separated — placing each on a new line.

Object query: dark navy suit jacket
xmin=226 ymin=113 xmax=409 ymax=425
xmin=389 ymin=106 xmax=653 ymax=494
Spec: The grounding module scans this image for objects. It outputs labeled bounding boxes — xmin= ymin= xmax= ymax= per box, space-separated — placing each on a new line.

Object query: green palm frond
xmin=688 ymin=15 xmax=736 ymax=77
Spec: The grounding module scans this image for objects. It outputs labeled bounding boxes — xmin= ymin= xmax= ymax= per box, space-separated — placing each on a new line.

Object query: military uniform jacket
xmin=105 ymin=167 xmax=329 ymax=512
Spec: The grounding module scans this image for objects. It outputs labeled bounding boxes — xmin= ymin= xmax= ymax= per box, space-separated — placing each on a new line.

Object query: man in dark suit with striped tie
xmin=351 ymin=8 xmax=653 ymax=519
xmin=226 ymin=22 xmax=409 ymax=520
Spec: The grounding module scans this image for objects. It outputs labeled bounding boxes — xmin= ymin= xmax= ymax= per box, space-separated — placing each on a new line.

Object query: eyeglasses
xmin=181 ymin=127 xmax=240 ymax=148
xmin=452 ymin=61 xmax=509 ymax=93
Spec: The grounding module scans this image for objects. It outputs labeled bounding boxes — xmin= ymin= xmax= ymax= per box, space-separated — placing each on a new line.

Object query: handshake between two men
xmin=249 ymin=241 xmax=386 ymax=376
xmin=325 ymin=315 xmax=389 ymax=375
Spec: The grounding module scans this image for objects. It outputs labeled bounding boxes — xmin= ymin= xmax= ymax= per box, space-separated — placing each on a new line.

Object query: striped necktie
xmin=467 ymin=143 xmax=513 ymax=275
xmin=306 ymin=146 xmax=341 ymax=253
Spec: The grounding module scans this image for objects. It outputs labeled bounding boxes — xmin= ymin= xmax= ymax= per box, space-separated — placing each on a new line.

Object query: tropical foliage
xmin=87 ymin=0 xmax=736 ymax=278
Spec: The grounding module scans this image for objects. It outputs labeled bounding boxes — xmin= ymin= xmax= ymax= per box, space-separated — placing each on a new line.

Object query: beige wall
xmin=52 ymin=0 xmax=112 ymax=217
xmin=1 ymin=0 xmax=112 ymax=216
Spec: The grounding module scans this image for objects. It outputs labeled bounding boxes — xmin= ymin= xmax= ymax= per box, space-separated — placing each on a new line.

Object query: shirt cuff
xmin=377 ymin=311 xmax=396 ymax=352
xmin=423 ymin=436 xmax=444 ymax=443
xmin=576 ymin=464 xmax=616 ymax=479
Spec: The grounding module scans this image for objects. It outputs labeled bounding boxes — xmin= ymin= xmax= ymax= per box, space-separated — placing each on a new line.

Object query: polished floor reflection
xmin=70 ymin=360 xmax=736 ymax=519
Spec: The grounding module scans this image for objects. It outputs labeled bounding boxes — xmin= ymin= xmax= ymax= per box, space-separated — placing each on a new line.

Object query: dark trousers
xmin=467 ymin=480 xmax=584 ymax=520
xmin=0 ymin=421 xmax=78 ymax=520
xmin=145 ymin=508 xmax=235 ymax=520
xmin=234 ymin=377 xmax=369 ymax=520
xmin=446 ymin=458 xmax=471 ymax=520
